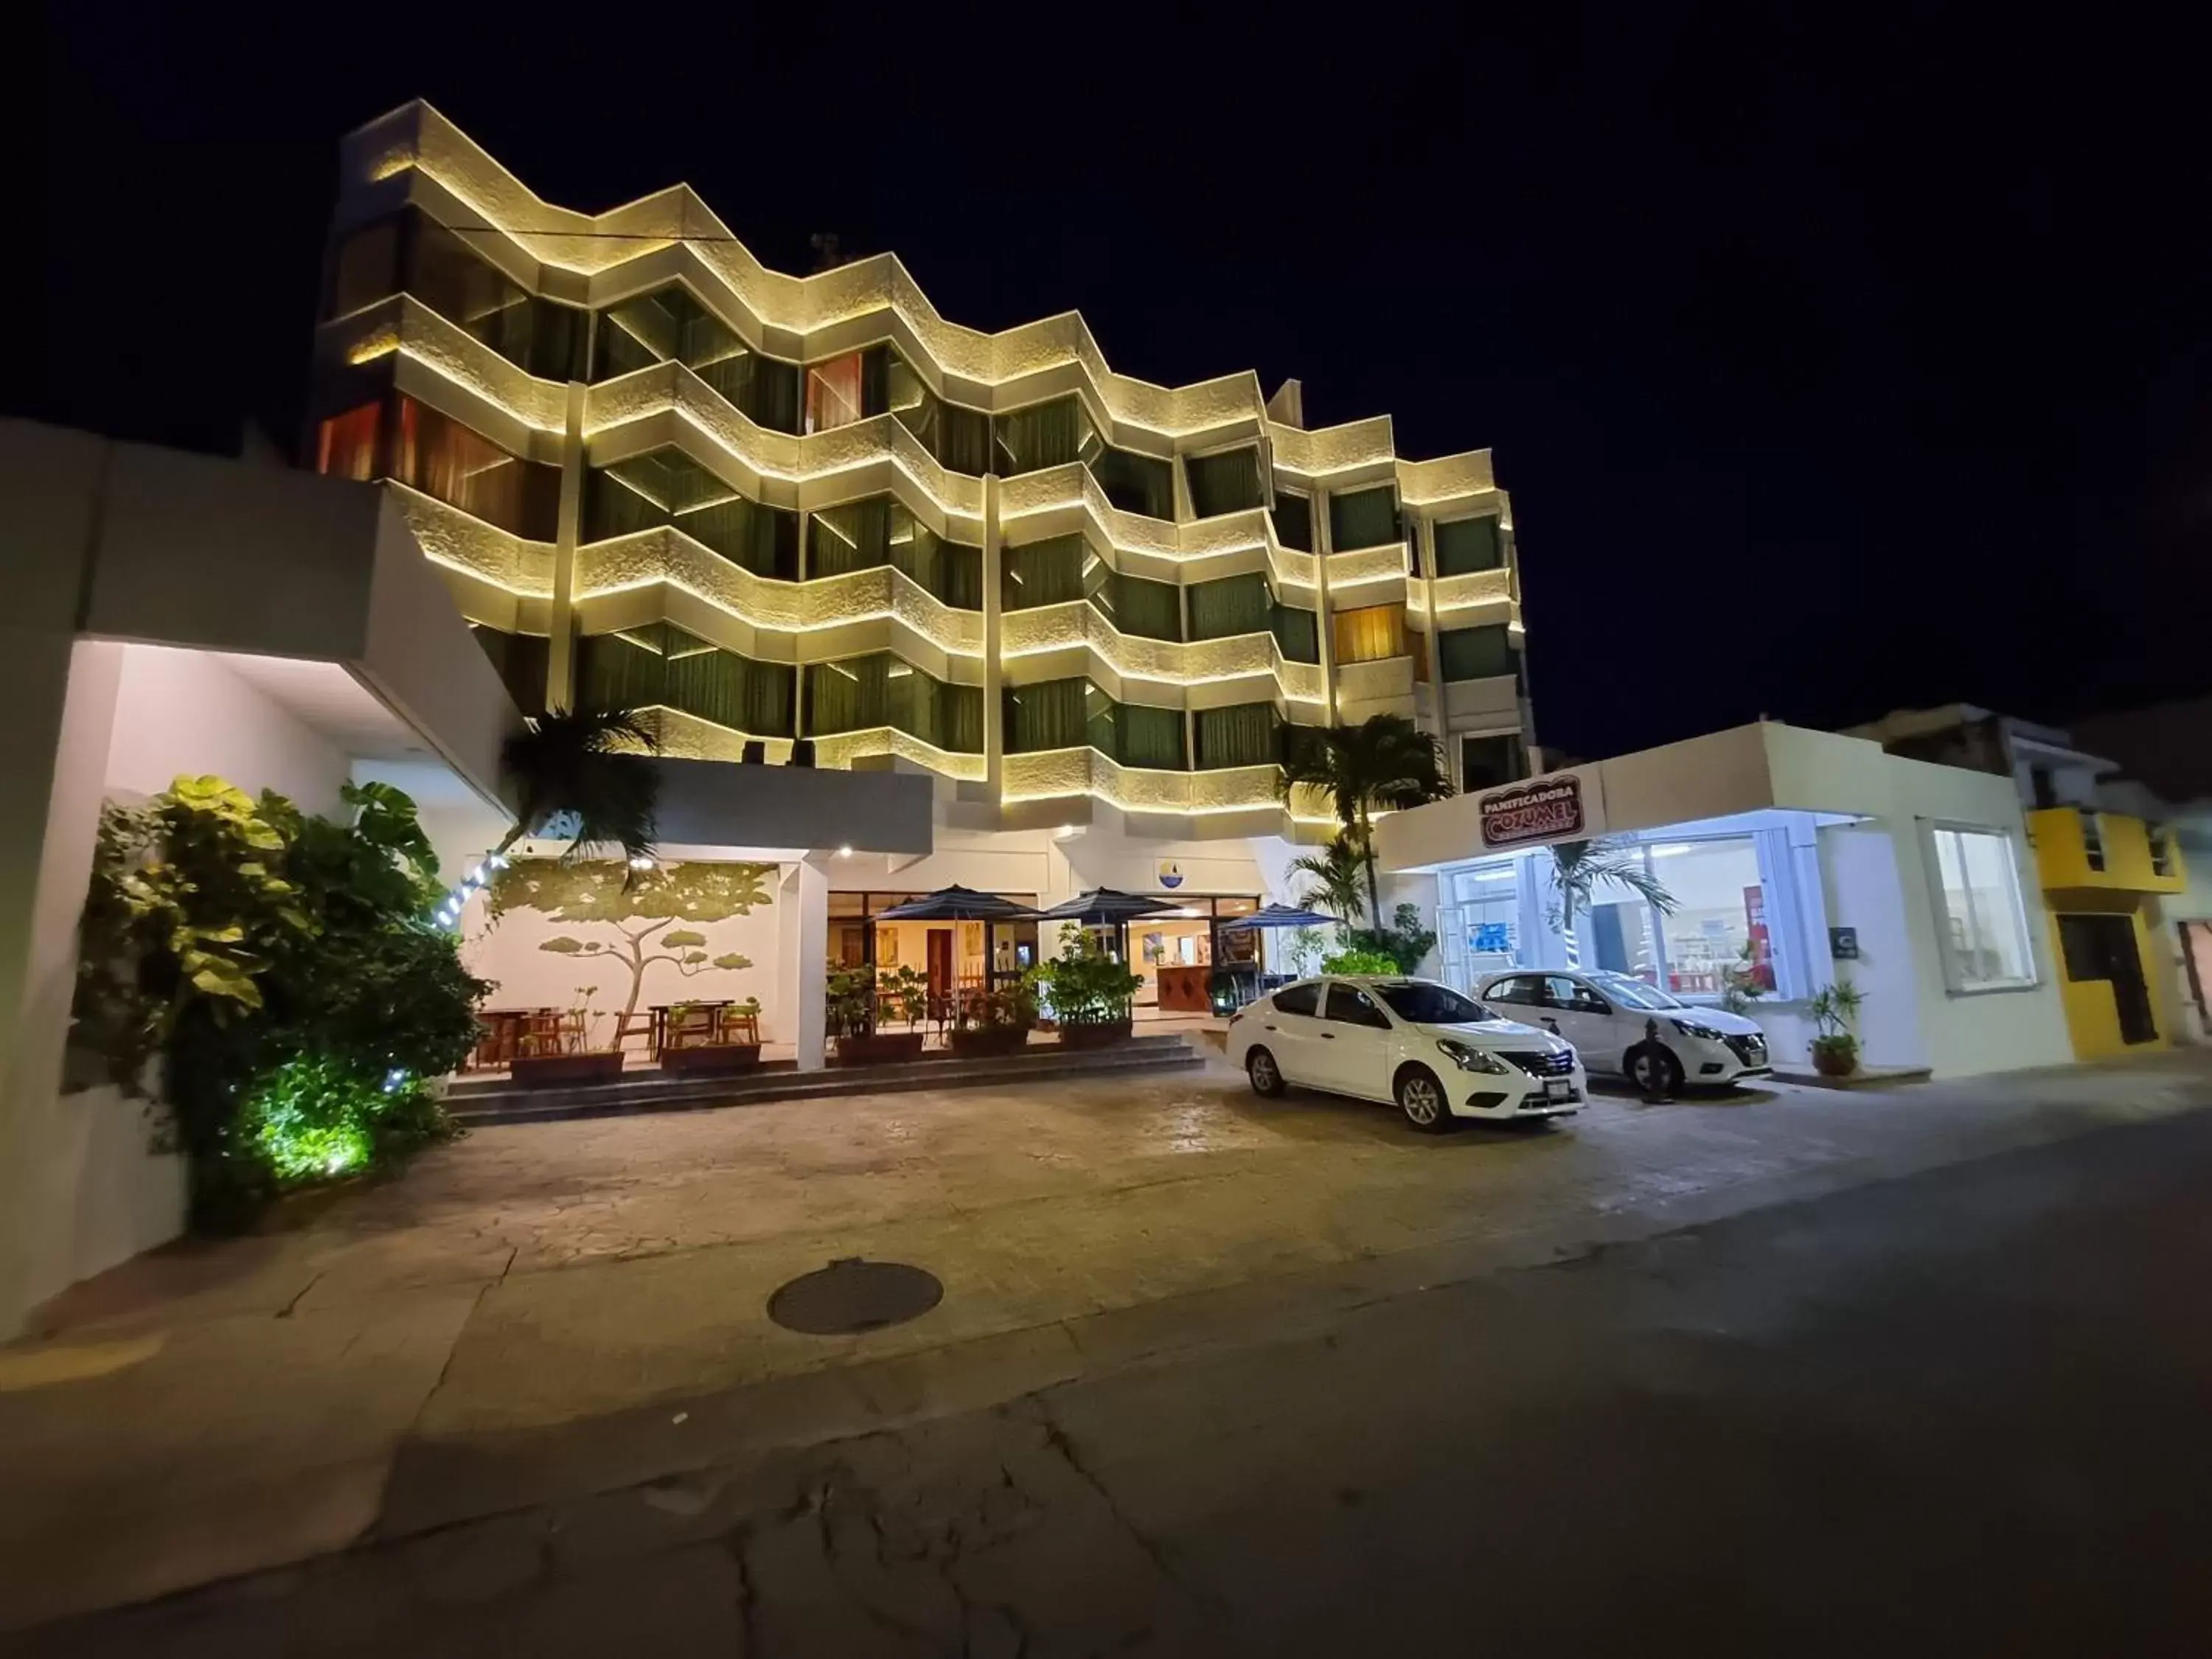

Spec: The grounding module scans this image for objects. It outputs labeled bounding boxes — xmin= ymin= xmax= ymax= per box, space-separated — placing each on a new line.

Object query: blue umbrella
xmin=1217 ymin=902 xmax=1338 ymax=933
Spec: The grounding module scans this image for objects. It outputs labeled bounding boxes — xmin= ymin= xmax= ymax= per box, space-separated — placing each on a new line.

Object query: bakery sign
xmin=1478 ymin=775 xmax=1587 ymax=849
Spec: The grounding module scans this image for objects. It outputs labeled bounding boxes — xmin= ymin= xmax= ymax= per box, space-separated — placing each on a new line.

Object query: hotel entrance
xmin=1130 ymin=895 xmax=1261 ymax=1017
xmin=830 ymin=891 xmax=1042 ymax=1009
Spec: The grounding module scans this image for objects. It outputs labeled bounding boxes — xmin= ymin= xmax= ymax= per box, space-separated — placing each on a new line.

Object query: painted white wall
xmin=103 ymin=644 xmax=352 ymax=815
xmin=459 ymin=863 xmax=785 ymax=1051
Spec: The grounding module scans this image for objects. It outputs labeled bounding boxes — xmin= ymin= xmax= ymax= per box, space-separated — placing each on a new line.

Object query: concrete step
xmin=448 ymin=1037 xmax=1207 ymax=1127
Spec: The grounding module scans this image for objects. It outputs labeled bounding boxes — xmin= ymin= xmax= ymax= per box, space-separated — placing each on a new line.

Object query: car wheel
xmin=1395 ymin=1065 xmax=1453 ymax=1133
xmin=1627 ymin=1045 xmax=1685 ymax=1096
xmin=1246 ymin=1047 xmax=1286 ymax=1097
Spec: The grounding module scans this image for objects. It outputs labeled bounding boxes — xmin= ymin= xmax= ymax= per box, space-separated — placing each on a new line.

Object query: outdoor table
xmin=647 ymin=1000 xmax=734 ymax=1058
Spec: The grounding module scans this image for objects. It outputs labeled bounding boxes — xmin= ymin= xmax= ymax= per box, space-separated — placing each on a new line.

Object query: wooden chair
xmin=666 ymin=1004 xmax=717 ymax=1051
xmin=515 ymin=1009 xmax=563 ymax=1058
xmin=717 ymin=1001 xmax=761 ymax=1046
xmin=556 ymin=1008 xmax=588 ymax=1054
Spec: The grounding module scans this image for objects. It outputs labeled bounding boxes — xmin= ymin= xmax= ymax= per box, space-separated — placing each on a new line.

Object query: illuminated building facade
xmin=307 ymin=102 xmax=1536 ymax=842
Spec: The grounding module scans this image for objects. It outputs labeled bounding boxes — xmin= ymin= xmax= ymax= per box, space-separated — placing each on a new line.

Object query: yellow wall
xmin=2045 ymin=902 xmax=2165 ymax=1060
xmin=2028 ymin=808 xmax=2187 ymax=894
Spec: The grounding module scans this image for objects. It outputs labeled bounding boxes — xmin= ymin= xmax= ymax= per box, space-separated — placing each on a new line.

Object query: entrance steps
xmin=445 ymin=1034 xmax=1207 ymax=1127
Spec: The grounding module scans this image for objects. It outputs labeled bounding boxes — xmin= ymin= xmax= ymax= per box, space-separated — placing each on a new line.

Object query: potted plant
xmin=1806 ymin=981 xmax=1865 ymax=1077
xmin=830 ymin=964 xmax=928 ymax=1065
xmin=949 ymin=984 xmax=1035 ymax=1059
xmin=1032 ymin=924 xmax=1141 ymax=1050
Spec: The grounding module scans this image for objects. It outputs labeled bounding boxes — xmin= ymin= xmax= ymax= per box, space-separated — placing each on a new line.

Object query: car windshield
xmin=1588 ymin=973 xmax=1683 ymax=1011
xmin=1375 ymin=982 xmax=1494 ymax=1025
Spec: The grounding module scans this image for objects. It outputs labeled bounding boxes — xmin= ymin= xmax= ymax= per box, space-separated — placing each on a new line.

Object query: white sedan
xmin=1475 ymin=968 xmax=1773 ymax=1092
xmin=1226 ymin=975 xmax=1587 ymax=1132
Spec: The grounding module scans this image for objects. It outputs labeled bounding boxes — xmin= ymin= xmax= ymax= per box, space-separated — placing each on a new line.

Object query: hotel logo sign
xmin=1478 ymin=776 xmax=1586 ymax=849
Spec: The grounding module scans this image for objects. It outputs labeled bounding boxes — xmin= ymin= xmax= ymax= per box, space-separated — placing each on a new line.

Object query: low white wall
xmin=20 ymin=1082 xmax=187 ymax=1315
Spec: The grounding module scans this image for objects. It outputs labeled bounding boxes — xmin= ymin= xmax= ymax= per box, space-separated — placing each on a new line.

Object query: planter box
xmin=835 ymin=1031 xmax=926 ymax=1066
xmin=1058 ymin=1018 xmax=1133 ymax=1051
xmin=949 ymin=1026 xmax=1030 ymax=1060
xmin=511 ymin=1051 xmax=625 ymax=1088
xmin=660 ymin=1042 xmax=763 ymax=1074
xmin=1810 ymin=1039 xmax=1860 ymax=1078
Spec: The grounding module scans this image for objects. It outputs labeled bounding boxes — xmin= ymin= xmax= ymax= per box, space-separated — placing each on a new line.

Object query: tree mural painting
xmin=484 ymin=859 xmax=777 ymax=1041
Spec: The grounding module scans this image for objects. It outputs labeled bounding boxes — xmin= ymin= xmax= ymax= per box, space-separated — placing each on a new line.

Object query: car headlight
xmin=1436 ymin=1038 xmax=1511 ymax=1074
xmin=1670 ymin=1018 xmax=1727 ymax=1042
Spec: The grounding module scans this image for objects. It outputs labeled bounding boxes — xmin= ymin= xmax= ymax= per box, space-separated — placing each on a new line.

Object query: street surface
xmin=5 ymin=1053 xmax=2211 ymax=1653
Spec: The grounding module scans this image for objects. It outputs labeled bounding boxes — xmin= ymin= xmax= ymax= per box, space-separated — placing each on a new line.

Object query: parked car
xmin=1226 ymin=975 xmax=1587 ymax=1132
xmin=1474 ymin=968 xmax=1772 ymax=1092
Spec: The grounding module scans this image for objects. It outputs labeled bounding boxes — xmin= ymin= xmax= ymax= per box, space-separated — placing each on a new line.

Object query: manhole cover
xmin=768 ymin=1259 xmax=943 ymax=1335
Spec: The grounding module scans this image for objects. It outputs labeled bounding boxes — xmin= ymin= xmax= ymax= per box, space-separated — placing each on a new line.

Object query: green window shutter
xmin=1185 ymin=447 xmax=1263 ymax=518
xmin=1329 ymin=485 xmax=1401 ymax=552
xmin=1271 ymin=603 xmax=1320 ymax=664
xmin=1004 ymin=535 xmax=1087 ymax=608
xmin=1118 ymin=703 xmax=1187 ymax=769
xmin=1439 ymin=625 xmax=1518 ymax=683
xmin=1188 ymin=572 xmax=1273 ymax=640
xmin=1271 ymin=490 xmax=1312 ymax=552
xmin=1433 ymin=515 xmax=1503 ymax=577
xmin=1194 ymin=703 xmax=1281 ymax=770
xmin=1111 ymin=573 xmax=1183 ymax=641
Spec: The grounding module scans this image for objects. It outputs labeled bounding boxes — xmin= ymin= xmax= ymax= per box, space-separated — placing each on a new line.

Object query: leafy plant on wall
xmin=483 ymin=859 xmax=776 ymax=1042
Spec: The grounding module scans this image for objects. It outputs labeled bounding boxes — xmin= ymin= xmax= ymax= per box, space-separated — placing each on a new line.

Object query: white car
xmin=1226 ymin=975 xmax=1587 ymax=1132
xmin=1474 ymin=968 xmax=1773 ymax=1092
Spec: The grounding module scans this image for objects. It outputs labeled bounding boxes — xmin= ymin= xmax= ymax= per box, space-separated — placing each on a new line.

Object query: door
xmin=925 ymin=929 xmax=954 ymax=1002
xmin=2058 ymin=914 xmax=2159 ymax=1046
xmin=1253 ymin=979 xmax=1328 ymax=1082
xmin=1315 ymin=981 xmax=1397 ymax=1098
xmin=1540 ymin=974 xmax=1619 ymax=1065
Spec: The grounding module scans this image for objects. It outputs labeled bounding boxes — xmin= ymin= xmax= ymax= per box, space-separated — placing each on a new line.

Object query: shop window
xmin=1458 ymin=733 xmax=1526 ymax=793
xmin=1439 ymin=625 xmax=1518 ymax=683
xmin=1333 ymin=603 xmax=1408 ymax=666
xmin=1271 ymin=487 xmax=1313 ymax=552
xmin=1329 ymin=484 xmax=1400 ymax=552
xmin=1649 ymin=838 xmax=1769 ymax=998
xmin=1433 ymin=515 xmax=1503 ymax=577
xmin=1930 ymin=827 xmax=2037 ymax=990
xmin=1185 ymin=447 xmax=1263 ymax=518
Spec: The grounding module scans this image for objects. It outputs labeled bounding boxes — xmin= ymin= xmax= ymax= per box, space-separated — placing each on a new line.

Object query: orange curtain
xmin=315 ymin=403 xmax=380 ymax=481
xmin=806 ymin=352 xmax=865 ymax=434
xmin=1333 ymin=603 xmax=1407 ymax=664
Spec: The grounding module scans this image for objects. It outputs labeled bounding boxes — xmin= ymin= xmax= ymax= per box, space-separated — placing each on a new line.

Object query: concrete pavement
xmin=5 ymin=1048 xmax=2211 ymax=1635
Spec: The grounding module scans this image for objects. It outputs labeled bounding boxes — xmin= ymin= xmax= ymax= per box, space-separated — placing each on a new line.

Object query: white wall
xmin=103 ymin=644 xmax=352 ymax=814
xmin=460 ymin=862 xmax=785 ymax=1048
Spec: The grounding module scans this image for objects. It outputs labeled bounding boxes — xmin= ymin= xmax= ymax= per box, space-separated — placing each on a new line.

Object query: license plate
xmin=1544 ymin=1079 xmax=1574 ymax=1101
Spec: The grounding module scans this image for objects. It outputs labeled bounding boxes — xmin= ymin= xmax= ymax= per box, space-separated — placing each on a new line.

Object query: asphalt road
xmin=24 ymin=1107 xmax=2212 ymax=1657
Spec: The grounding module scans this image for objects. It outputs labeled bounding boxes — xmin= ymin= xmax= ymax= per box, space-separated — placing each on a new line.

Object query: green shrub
xmin=1029 ymin=924 xmax=1141 ymax=1026
xmin=1319 ymin=947 xmax=1400 ymax=975
xmin=243 ymin=1056 xmax=451 ymax=1183
xmin=1338 ymin=902 xmax=1439 ymax=975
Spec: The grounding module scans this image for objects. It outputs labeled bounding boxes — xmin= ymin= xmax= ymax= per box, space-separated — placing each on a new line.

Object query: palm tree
xmin=1545 ymin=838 xmax=1678 ymax=934
xmin=491 ymin=707 xmax=662 ymax=866
xmin=1278 ymin=714 xmax=1453 ymax=924
xmin=1287 ymin=833 xmax=1366 ymax=932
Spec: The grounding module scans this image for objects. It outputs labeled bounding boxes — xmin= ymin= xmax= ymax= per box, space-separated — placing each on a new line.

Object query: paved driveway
xmin=7 ymin=1049 xmax=2212 ymax=1628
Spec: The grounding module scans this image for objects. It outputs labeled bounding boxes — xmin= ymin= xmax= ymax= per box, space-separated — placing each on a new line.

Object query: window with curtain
xmin=807 ymin=498 xmax=897 ymax=579
xmin=327 ymin=216 xmax=402 ymax=319
xmin=897 ymin=669 xmax=984 ymax=754
xmin=585 ymin=453 xmax=798 ymax=580
xmin=1458 ymin=733 xmax=1526 ymax=792
xmin=1116 ymin=703 xmax=1187 ymax=769
xmin=315 ymin=403 xmax=380 ymax=481
xmin=1090 ymin=447 xmax=1176 ymax=520
xmin=399 ymin=211 xmax=586 ymax=382
xmin=1333 ymin=603 xmax=1408 ymax=665
xmin=389 ymin=395 xmax=560 ymax=538
xmin=1329 ymin=485 xmax=1401 ymax=552
xmin=805 ymin=351 xmax=866 ymax=434
xmin=576 ymin=625 xmax=796 ymax=739
xmin=1271 ymin=487 xmax=1313 ymax=552
xmin=1188 ymin=572 xmax=1273 ymax=640
xmin=890 ymin=526 xmax=984 ymax=611
xmin=1003 ymin=536 xmax=1088 ymax=608
xmin=992 ymin=397 xmax=1093 ymax=475
xmin=805 ymin=655 xmax=890 ymax=736
xmin=1930 ymin=827 xmax=2037 ymax=990
xmin=1109 ymin=573 xmax=1182 ymax=641
xmin=1194 ymin=703 xmax=1281 ymax=770
xmin=1272 ymin=602 xmax=1321 ymax=664
xmin=1433 ymin=515 xmax=1504 ymax=576
xmin=1185 ymin=447 xmax=1263 ymax=518
xmin=1439 ymin=624 xmax=1518 ymax=683
xmin=591 ymin=285 xmax=801 ymax=434
xmin=1004 ymin=678 xmax=1090 ymax=753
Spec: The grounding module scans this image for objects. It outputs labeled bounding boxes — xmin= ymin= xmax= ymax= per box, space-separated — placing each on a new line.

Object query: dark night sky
xmin=20 ymin=5 xmax=2212 ymax=759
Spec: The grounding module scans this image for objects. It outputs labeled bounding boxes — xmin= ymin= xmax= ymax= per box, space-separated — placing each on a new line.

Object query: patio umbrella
xmin=869 ymin=886 xmax=1043 ymax=996
xmin=1216 ymin=902 xmax=1338 ymax=933
xmin=1037 ymin=887 xmax=1183 ymax=962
